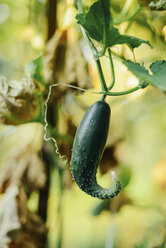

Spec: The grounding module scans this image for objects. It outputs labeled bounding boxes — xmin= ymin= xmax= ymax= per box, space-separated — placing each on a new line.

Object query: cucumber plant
xmin=70 ymin=0 xmax=166 ymax=199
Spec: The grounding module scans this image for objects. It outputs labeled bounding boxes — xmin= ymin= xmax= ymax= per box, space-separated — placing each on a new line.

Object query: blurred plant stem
xmin=105 ymin=215 xmax=116 ymax=248
xmin=47 ymin=0 xmax=57 ymax=40
xmin=42 ymin=140 xmax=66 ymax=248
xmin=57 ymin=166 xmax=65 ymax=248
xmin=41 ymin=0 xmax=65 ymax=246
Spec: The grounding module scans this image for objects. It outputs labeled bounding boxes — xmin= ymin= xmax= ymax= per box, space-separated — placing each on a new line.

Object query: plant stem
xmin=113 ymin=0 xmax=133 ymax=24
xmin=57 ymin=167 xmax=64 ymax=248
xmin=101 ymin=94 xmax=107 ymax=101
xmin=77 ymin=0 xmax=98 ymax=58
xmin=96 ymin=59 xmax=108 ymax=92
xmin=77 ymin=0 xmax=108 ymax=93
xmin=78 ymin=0 xmax=106 ymax=58
xmin=126 ymin=7 xmax=141 ymax=22
xmin=80 ymin=26 xmax=108 ymax=92
xmin=100 ymin=85 xmax=147 ymax=96
xmin=108 ymin=48 xmax=115 ymax=90
xmin=47 ymin=0 xmax=57 ymax=40
xmin=79 ymin=25 xmax=98 ymax=57
xmin=76 ymin=0 xmax=148 ymax=99
xmin=80 ymin=27 xmax=108 ymax=92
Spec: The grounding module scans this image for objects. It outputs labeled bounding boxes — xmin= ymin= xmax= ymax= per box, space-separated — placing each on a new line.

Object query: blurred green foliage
xmin=0 ymin=0 xmax=47 ymax=79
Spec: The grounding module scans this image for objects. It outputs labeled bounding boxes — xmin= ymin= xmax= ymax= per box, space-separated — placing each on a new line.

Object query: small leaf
xmin=149 ymin=60 xmax=166 ymax=91
xmin=0 ymin=76 xmax=42 ymax=124
xmin=123 ymin=60 xmax=166 ymax=92
xmin=153 ymin=236 xmax=166 ymax=248
xmin=119 ymin=166 xmax=132 ymax=188
xmin=91 ymin=200 xmax=110 ymax=216
xmin=123 ymin=60 xmax=151 ymax=84
xmin=0 ymin=185 xmax=21 ymax=247
xmin=25 ymin=55 xmax=45 ymax=85
xmin=111 ymin=33 xmax=152 ymax=49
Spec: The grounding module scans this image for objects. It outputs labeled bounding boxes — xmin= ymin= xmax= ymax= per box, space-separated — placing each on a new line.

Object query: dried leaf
xmin=0 ymin=77 xmax=41 ymax=124
xmin=43 ymin=28 xmax=91 ymax=91
xmin=99 ymin=146 xmax=118 ymax=174
xmin=43 ymin=29 xmax=66 ymax=84
xmin=0 ymin=185 xmax=21 ymax=248
xmin=9 ymin=211 xmax=47 ymax=248
xmin=0 ymin=184 xmax=47 ymax=248
xmin=0 ymin=146 xmax=46 ymax=193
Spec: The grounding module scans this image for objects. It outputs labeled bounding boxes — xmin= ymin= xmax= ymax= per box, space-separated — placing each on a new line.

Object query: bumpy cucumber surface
xmin=70 ymin=100 xmax=121 ymax=199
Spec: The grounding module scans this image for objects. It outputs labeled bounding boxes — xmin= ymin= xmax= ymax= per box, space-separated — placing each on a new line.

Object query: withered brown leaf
xmin=0 ymin=184 xmax=47 ymax=248
xmin=0 ymin=145 xmax=46 ymax=194
xmin=43 ymin=28 xmax=92 ymax=91
xmin=0 ymin=77 xmax=41 ymax=125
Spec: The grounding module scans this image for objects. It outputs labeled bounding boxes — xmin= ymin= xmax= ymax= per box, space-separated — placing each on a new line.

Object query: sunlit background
xmin=0 ymin=0 xmax=166 ymax=247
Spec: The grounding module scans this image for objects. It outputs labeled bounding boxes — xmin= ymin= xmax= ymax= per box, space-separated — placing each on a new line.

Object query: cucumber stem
xmin=77 ymin=0 xmax=108 ymax=93
xmin=101 ymin=85 xmax=143 ymax=96
xmin=108 ymin=48 xmax=115 ymax=90
xmin=101 ymin=94 xmax=107 ymax=101
xmin=96 ymin=59 xmax=108 ymax=92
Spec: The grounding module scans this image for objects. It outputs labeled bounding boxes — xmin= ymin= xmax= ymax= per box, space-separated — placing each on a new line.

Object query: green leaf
xmin=76 ymin=0 xmax=111 ymax=42
xmin=123 ymin=60 xmax=166 ymax=92
xmin=123 ymin=60 xmax=151 ymax=84
xmin=153 ymin=236 xmax=166 ymax=248
xmin=149 ymin=60 xmax=166 ymax=91
xmin=91 ymin=200 xmax=109 ymax=216
xmin=119 ymin=166 xmax=132 ymax=188
xmin=76 ymin=0 xmax=152 ymax=50
xmin=25 ymin=55 xmax=45 ymax=85
xmin=112 ymin=33 xmax=152 ymax=49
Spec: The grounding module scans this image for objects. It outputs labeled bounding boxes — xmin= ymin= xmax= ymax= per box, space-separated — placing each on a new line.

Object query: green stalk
xmin=126 ymin=7 xmax=141 ymax=22
xmin=100 ymin=85 xmax=145 ymax=96
xmin=96 ymin=59 xmax=108 ymax=92
xmin=77 ymin=0 xmax=108 ymax=94
xmin=80 ymin=26 xmax=99 ymax=57
xmin=107 ymin=48 xmax=115 ymax=90
xmin=80 ymin=26 xmax=108 ymax=92
xmin=78 ymin=0 xmax=107 ymax=58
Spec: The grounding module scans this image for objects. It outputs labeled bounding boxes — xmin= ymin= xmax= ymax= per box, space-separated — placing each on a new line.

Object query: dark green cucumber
xmin=70 ymin=100 xmax=121 ymax=199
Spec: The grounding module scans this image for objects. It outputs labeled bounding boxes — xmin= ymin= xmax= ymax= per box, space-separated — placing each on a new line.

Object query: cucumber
xmin=70 ymin=100 xmax=121 ymax=199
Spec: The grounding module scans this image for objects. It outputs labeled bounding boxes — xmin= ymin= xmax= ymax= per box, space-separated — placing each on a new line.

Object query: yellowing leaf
xmin=0 ymin=185 xmax=20 ymax=248
xmin=0 ymin=145 xmax=46 ymax=193
xmin=43 ymin=29 xmax=92 ymax=89
xmin=0 ymin=77 xmax=42 ymax=124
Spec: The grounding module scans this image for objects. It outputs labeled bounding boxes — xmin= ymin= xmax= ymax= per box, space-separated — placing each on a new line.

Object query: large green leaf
xmin=76 ymin=0 xmax=152 ymax=50
xmin=76 ymin=0 xmax=111 ymax=42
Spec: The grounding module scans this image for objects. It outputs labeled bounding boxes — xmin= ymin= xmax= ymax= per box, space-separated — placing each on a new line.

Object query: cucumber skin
xmin=70 ymin=100 xmax=121 ymax=199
